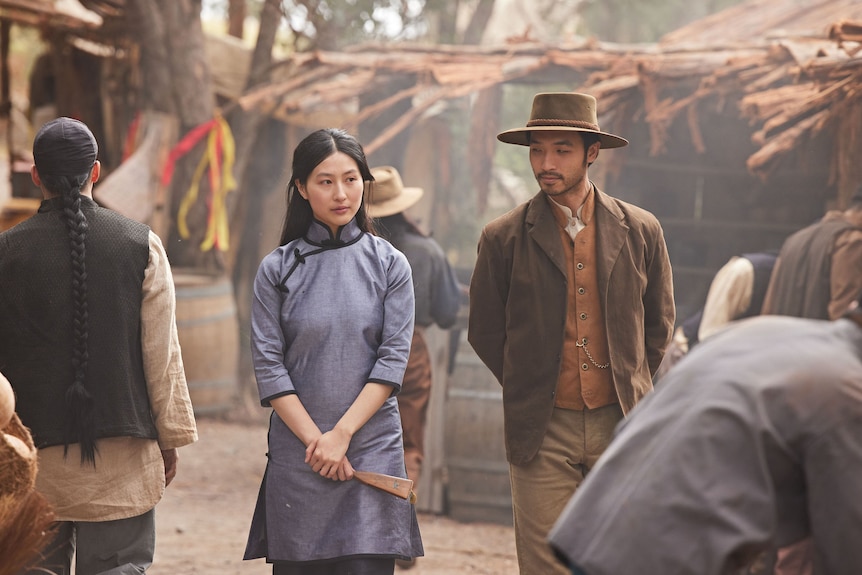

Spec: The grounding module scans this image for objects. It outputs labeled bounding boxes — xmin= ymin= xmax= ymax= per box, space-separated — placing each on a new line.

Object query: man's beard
xmin=535 ymin=155 xmax=588 ymax=197
xmin=537 ymin=172 xmax=585 ymax=197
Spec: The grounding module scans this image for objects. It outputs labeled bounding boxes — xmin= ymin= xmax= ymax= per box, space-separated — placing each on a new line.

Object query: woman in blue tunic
xmin=244 ymin=128 xmax=423 ymax=574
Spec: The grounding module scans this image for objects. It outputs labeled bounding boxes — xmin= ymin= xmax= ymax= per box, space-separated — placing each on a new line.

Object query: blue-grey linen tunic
xmin=244 ymin=218 xmax=423 ymax=563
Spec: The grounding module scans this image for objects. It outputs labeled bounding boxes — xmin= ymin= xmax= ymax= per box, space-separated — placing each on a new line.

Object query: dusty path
xmin=148 ymin=418 xmax=518 ymax=574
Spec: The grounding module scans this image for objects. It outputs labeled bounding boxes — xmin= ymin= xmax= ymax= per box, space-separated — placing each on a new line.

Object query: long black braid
xmin=42 ymin=169 xmax=97 ymax=465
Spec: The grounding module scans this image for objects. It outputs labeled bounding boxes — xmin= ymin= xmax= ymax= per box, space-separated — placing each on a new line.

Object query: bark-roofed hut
xmin=234 ymin=0 xmax=862 ymax=317
xmin=5 ymin=0 xmax=861 ymax=313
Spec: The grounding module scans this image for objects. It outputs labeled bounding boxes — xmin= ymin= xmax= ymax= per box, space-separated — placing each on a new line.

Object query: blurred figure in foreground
xmin=549 ymin=291 xmax=862 ymax=575
xmin=758 ymin=190 xmax=862 ymax=573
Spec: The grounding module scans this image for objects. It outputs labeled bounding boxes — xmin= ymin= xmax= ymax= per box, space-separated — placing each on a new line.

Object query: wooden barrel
xmin=173 ymin=272 xmax=239 ymax=416
xmin=444 ymin=330 xmax=513 ymax=525
xmin=0 ymin=198 xmax=41 ymax=232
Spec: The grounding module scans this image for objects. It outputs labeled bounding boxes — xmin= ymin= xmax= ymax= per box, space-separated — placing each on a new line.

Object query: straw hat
xmin=497 ymin=92 xmax=628 ymax=149
xmin=367 ymin=166 xmax=424 ymax=218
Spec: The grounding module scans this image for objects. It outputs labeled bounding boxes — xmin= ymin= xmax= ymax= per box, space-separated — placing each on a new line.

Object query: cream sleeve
xmin=141 ymin=231 xmax=198 ymax=450
xmin=698 ymin=256 xmax=754 ymax=342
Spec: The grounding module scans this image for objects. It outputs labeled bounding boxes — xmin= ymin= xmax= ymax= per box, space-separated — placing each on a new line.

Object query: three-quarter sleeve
xmin=367 ymin=251 xmax=415 ymax=391
xmin=251 ymin=253 xmax=297 ymax=406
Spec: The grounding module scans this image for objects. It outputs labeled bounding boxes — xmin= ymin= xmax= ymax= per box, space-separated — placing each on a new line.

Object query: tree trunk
xmin=228 ymin=0 xmax=285 ymax=411
xmin=462 ymin=0 xmax=496 ymax=44
xmin=126 ymin=0 xmax=216 ymax=269
xmin=228 ymin=0 xmax=246 ymax=39
xmin=433 ymin=0 xmax=461 ymax=44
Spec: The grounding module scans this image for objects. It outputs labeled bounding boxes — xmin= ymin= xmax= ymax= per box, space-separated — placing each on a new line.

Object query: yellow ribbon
xmin=177 ymin=115 xmax=237 ymax=252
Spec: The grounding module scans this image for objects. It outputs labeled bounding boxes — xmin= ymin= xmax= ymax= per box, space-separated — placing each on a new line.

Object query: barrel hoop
xmin=191 ymin=403 xmax=233 ymax=416
xmin=447 ymin=457 xmax=509 ymax=473
xmin=175 ymin=307 xmax=237 ymax=328
xmin=446 ymin=492 xmax=513 ymax=508
xmin=186 ymin=378 xmax=235 ymax=389
xmin=446 ymin=388 xmax=503 ymax=401
xmin=174 ymin=281 xmax=232 ymax=299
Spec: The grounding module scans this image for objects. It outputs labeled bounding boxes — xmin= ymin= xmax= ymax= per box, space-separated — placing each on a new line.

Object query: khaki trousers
xmin=509 ymin=404 xmax=623 ymax=575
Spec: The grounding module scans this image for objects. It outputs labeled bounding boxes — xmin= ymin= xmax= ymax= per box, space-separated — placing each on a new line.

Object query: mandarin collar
xmin=38 ymin=195 xmax=98 ymax=213
xmin=304 ymin=217 xmax=363 ymax=247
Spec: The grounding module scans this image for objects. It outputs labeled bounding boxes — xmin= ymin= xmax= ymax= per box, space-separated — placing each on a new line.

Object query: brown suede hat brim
xmin=496 ymin=92 xmax=629 ymax=149
xmin=496 ymin=126 xmax=628 ymax=149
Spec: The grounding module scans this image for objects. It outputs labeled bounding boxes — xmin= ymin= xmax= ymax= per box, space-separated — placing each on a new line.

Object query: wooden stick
xmin=353 ymin=470 xmax=417 ymax=504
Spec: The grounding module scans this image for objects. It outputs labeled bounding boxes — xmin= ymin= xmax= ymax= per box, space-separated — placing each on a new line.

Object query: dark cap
xmin=33 ymin=117 xmax=98 ymax=176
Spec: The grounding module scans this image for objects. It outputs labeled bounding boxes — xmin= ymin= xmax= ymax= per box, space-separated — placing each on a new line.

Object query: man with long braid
xmin=0 ymin=117 xmax=197 ymax=574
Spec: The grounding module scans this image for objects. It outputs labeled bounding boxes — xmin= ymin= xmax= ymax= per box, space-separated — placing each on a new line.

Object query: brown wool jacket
xmin=468 ymin=187 xmax=675 ymax=465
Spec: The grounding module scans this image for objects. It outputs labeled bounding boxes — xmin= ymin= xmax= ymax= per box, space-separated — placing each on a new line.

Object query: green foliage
xmin=278 ymin=0 xmax=428 ymax=50
xmin=578 ymin=0 xmax=746 ymax=43
xmin=203 ymin=0 xmax=749 ymax=49
xmin=9 ymin=26 xmax=44 ymax=103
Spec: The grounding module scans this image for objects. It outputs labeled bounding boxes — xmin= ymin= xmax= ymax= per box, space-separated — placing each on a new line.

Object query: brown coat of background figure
xmin=367 ymin=166 xmax=463 ymax=570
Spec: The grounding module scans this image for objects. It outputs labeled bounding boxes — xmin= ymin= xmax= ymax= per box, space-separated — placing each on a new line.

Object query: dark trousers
xmin=21 ymin=508 xmax=156 ymax=575
xmin=272 ymin=558 xmax=395 ymax=575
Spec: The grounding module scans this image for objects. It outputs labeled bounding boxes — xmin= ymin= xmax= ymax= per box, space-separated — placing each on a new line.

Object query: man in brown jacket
xmin=468 ymin=92 xmax=675 ymax=575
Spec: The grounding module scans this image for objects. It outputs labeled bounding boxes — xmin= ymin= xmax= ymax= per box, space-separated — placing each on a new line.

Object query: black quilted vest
xmin=0 ymin=196 xmax=157 ymax=448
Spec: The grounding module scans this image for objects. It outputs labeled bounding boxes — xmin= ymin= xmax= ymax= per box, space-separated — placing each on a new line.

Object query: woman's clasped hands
xmin=305 ymin=426 xmax=355 ymax=481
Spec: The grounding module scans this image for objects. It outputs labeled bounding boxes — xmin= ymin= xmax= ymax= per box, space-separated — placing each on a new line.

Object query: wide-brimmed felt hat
xmin=367 ymin=166 xmax=424 ymax=218
xmin=497 ymin=92 xmax=628 ymax=149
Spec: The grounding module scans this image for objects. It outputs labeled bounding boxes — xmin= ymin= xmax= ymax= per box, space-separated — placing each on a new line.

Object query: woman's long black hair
xmin=41 ymin=168 xmax=98 ymax=465
xmin=279 ymin=128 xmax=375 ymax=245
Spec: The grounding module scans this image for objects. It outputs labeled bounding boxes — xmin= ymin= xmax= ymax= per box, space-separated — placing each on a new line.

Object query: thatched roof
xmin=9 ymin=0 xmax=862 ymax=204
xmin=659 ymin=0 xmax=862 ymax=48
xmin=234 ymin=1 xmax=862 ymax=206
xmin=0 ymin=0 xmax=104 ymax=29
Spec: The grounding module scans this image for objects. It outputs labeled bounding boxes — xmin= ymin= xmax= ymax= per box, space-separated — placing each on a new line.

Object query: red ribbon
xmin=160 ymin=118 xmax=218 ymax=187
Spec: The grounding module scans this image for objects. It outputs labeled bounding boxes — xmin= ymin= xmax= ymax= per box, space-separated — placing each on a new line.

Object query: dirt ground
xmin=148 ymin=416 xmax=518 ymax=575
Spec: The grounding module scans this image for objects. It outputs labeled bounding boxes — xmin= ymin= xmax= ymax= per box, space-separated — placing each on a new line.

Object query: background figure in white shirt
xmin=654 ymin=250 xmax=777 ymax=382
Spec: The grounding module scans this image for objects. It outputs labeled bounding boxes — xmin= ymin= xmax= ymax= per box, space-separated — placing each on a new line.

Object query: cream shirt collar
xmin=549 ymin=192 xmax=591 ymax=239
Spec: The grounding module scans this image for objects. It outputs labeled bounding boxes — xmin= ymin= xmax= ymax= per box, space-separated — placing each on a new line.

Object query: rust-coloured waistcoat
xmin=551 ymin=193 xmax=615 ymax=410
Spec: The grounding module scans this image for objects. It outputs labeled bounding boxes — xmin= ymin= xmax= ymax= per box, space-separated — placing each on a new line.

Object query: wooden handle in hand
xmin=353 ymin=470 xmax=417 ymax=504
